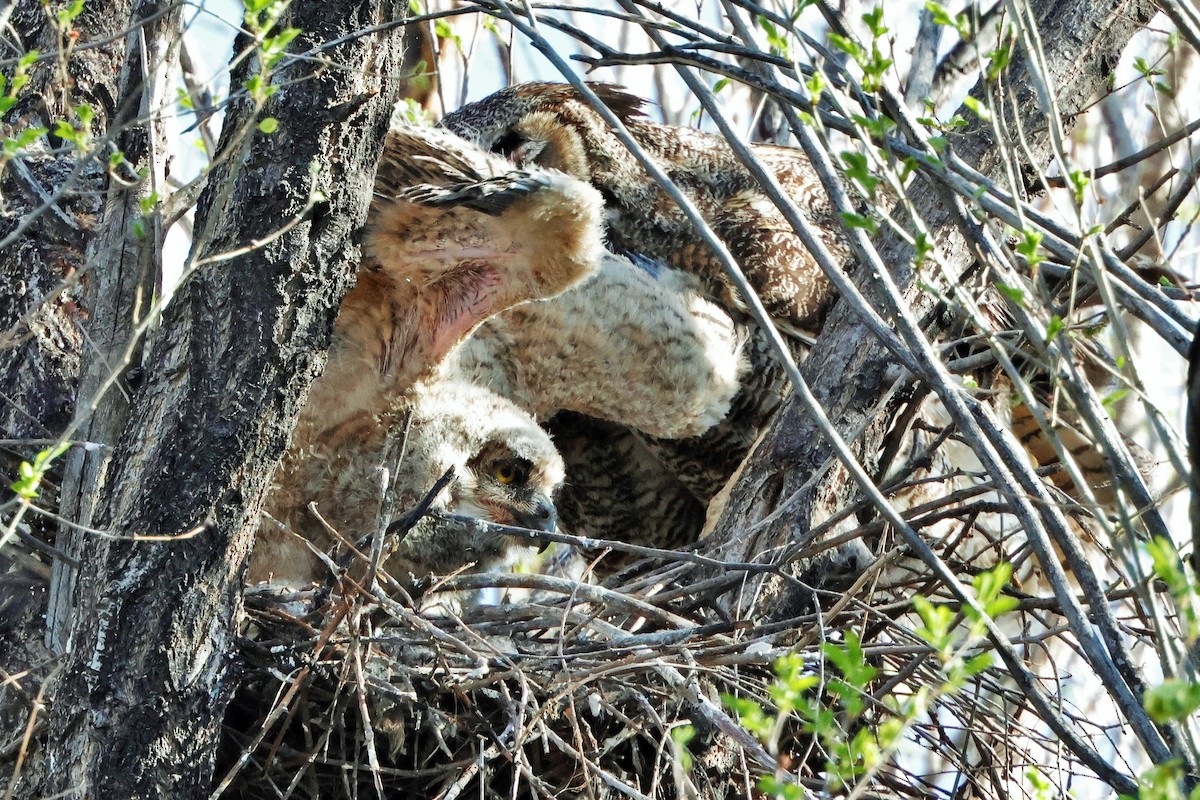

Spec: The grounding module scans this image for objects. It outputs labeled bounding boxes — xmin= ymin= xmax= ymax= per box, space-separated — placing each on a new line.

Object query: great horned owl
xmin=440 ymin=83 xmax=1149 ymax=563
xmin=252 ymin=123 xmax=746 ymax=587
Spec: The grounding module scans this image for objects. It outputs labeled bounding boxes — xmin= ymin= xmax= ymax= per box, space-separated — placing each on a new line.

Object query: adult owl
xmin=440 ymin=82 xmax=1149 ymax=562
xmin=251 ymin=124 xmax=745 ymax=588
xmin=250 ymin=126 xmax=600 ymax=587
xmin=440 ymin=82 xmax=845 ymax=336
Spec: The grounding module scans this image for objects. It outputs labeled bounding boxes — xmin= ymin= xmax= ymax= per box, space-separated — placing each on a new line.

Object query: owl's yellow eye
xmin=492 ymin=459 xmax=530 ymax=485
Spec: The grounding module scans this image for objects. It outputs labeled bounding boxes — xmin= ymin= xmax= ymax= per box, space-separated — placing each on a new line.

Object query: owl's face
xmin=398 ymin=380 xmax=565 ymax=559
xmin=451 ymin=439 xmax=558 ymax=533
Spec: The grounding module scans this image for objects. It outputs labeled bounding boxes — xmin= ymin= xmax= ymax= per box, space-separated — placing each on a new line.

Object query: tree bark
xmin=6 ymin=2 xmax=413 ymax=796
xmin=0 ymin=0 xmax=136 ymax=500
xmin=48 ymin=0 xmax=183 ymax=655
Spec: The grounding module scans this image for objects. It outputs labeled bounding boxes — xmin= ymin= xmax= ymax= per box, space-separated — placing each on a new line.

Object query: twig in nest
xmin=428 ymin=511 xmax=785 ymax=576
xmin=384 ymin=467 xmax=457 ymax=542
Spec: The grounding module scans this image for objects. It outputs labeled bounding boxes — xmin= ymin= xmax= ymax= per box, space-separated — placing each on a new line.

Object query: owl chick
xmin=252 ymin=126 xmax=603 ymax=588
xmin=440 ymin=81 xmax=846 ymax=335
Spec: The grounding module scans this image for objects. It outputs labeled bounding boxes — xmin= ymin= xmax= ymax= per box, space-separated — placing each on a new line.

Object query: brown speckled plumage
xmin=441 ymin=82 xmax=845 ymax=334
xmin=252 ymin=126 xmax=602 ymax=588
xmin=441 ymin=83 xmax=841 ymax=554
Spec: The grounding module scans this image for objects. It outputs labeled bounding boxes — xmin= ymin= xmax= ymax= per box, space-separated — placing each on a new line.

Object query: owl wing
xmin=256 ymin=128 xmax=606 ymax=586
xmin=362 ymin=125 xmax=606 ymax=394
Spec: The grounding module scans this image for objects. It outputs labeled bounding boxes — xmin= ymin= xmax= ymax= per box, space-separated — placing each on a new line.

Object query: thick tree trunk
xmin=0 ymin=2 xmax=413 ymax=796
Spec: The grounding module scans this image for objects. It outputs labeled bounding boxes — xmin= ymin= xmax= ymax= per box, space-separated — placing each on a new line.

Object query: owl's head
xmin=386 ymin=380 xmax=564 ymax=579
xmin=453 ymin=439 xmax=557 ymax=533
xmin=440 ymin=82 xmax=646 ymax=181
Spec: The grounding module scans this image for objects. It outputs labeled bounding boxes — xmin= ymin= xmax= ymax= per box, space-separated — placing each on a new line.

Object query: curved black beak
xmin=512 ymin=494 xmax=557 ymax=534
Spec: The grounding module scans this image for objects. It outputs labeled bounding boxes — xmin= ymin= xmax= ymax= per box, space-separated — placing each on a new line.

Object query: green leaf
xmin=963 ymin=95 xmax=990 ymax=121
xmin=1026 ymin=767 xmax=1055 ymax=800
xmin=138 ymin=191 xmax=159 ymax=214
xmin=828 ymin=33 xmax=863 ymax=61
xmin=670 ymin=725 xmax=695 ymax=772
xmin=823 ymin=630 xmax=877 ymax=687
xmin=262 ymin=27 xmax=301 ymax=68
xmin=1015 ymin=229 xmax=1045 ymax=268
xmin=1133 ymin=56 xmax=1165 ymax=78
xmin=1146 ymin=537 xmax=1189 ymax=597
xmin=1144 ymin=680 xmax=1200 ymax=723
xmin=759 ymin=775 xmax=805 ymax=800
xmin=986 ymin=41 xmax=1011 ymax=82
xmin=924 ymin=2 xmax=954 ymax=27
xmin=912 ymin=232 xmax=931 ymax=263
xmin=1101 ymin=387 xmax=1130 ymax=412
xmin=53 ymin=119 xmax=81 ymax=146
xmin=3 ymin=126 xmax=46 ymax=156
xmin=852 ymin=113 xmax=896 ymax=140
xmin=912 ymin=594 xmax=955 ymax=653
xmin=840 ymin=212 xmax=877 ymax=234
xmin=434 ymin=18 xmax=463 ymax=52
xmin=57 ymin=0 xmax=86 ymax=26
xmin=994 ymin=281 xmax=1026 ymax=306
xmin=722 ymin=694 xmax=772 ymax=740
xmin=805 ymin=70 xmax=826 ymax=106
xmin=1068 ymin=169 xmax=1090 ymax=204
xmin=972 ymin=563 xmax=1012 ymax=605
xmin=862 ymin=6 xmax=887 ymax=38
xmin=767 ymin=654 xmax=819 ymax=713
xmin=755 ymin=15 xmax=791 ymax=56
xmin=242 ymin=0 xmax=273 ymax=15
xmin=840 ymin=151 xmax=880 ymax=196
xmin=10 ymin=442 xmax=69 ymax=500
xmin=1045 ymin=315 xmax=1064 ymax=343
xmin=258 ymin=117 xmax=279 ymax=134
xmin=963 ymin=652 xmax=993 ymax=677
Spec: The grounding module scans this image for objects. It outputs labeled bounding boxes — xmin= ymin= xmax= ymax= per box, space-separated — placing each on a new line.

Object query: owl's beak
xmin=511 ymin=494 xmax=557 ymax=535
